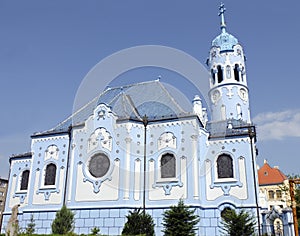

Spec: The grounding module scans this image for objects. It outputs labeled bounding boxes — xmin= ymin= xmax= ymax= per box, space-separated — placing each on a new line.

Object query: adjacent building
xmin=0 ymin=178 xmax=8 ymax=230
xmin=259 ymin=160 xmax=290 ymax=211
xmin=258 ymin=160 xmax=293 ymax=235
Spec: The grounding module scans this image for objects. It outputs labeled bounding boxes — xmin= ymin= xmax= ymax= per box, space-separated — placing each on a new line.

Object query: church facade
xmin=1 ymin=5 xmax=274 ymax=236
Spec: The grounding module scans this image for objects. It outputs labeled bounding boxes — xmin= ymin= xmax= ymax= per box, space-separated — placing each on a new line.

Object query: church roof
xmin=258 ymin=160 xmax=288 ymax=186
xmin=34 ymin=80 xmax=192 ymax=136
xmin=9 ymin=152 xmax=32 ymax=163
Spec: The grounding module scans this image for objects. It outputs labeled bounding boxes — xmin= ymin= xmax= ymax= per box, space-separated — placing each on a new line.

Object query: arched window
xmin=221 ymin=105 xmax=226 ymax=120
xmin=221 ymin=207 xmax=234 ymax=221
xmin=226 ymin=65 xmax=231 ymax=79
xmin=217 ymin=65 xmax=223 ymax=83
xmin=268 ymin=190 xmax=275 ymax=200
xmin=20 ymin=170 xmax=30 ymax=190
xmin=44 ymin=163 xmax=56 ymax=185
xmin=211 ymin=69 xmax=215 ymax=85
xmin=237 ymin=104 xmax=242 ymax=119
xmin=241 ymin=67 xmax=245 ymax=82
xmin=161 ymin=153 xmax=176 ymax=178
xmin=234 ymin=64 xmax=240 ymax=82
xmin=217 ymin=154 xmax=233 ymax=178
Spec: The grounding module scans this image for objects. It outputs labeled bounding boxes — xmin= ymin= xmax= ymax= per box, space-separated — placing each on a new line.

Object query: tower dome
xmin=212 ymin=3 xmax=238 ymax=52
xmin=212 ymin=31 xmax=238 ymax=52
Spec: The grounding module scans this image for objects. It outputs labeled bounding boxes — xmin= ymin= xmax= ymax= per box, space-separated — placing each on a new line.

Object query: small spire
xmin=218 ymin=3 xmax=226 ymax=33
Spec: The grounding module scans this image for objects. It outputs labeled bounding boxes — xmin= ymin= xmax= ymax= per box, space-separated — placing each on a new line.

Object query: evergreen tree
xmin=220 ymin=208 xmax=256 ymax=236
xmin=51 ymin=205 xmax=75 ymax=234
xmin=90 ymin=226 xmax=101 ymax=235
xmin=25 ymin=214 xmax=35 ymax=235
xmin=122 ymin=208 xmax=155 ymax=236
xmin=162 ymin=199 xmax=200 ymax=236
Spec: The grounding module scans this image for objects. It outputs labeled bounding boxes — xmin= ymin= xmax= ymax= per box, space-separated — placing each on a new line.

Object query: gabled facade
xmin=259 ymin=159 xmax=289 ymax=212
xmin=258 ymin=160 xmax=294 ymax=235
xmin=1 ymin=4 xmax=288 ymax=236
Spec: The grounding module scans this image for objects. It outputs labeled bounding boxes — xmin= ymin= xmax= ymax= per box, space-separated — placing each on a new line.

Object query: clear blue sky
xmin=0 ymin=0 xmax=299 ymax=178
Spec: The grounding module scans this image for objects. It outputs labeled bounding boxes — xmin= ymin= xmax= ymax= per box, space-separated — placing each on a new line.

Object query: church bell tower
xmin=207 ymin=4 xmax=251 ymax=124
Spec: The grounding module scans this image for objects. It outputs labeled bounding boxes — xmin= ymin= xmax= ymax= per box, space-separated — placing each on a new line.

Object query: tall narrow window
xmin=217 ymin=65 xmax=223 ymax=83
xmin=268 ymin=190 xmax=275 ymax=200
xmin=237 ymin=104 xmax=242 ymax=119
xmin=44 ymin=163 xmax=56 ymax=185
xmin=161 ymin=153 xmax=176 ymax=178
xmin=234 ymin=64 xmax=240 ymax=81
xmin=217 ymin=154 xmax=233 ymax=178
xmin=226 ymin=65 xmax=231 ymax=79
xmin=20 ymin=170 xmax=30 ymax=190
xmin=211 ymin=69 xmax=215 ymax=85
xmin=276 ymin=190 xmax=282 ymax=199
xmin=221 ymin=105 xmax=226 ymax=120
xmin=241 ymin=67 xmax=245 ymax=82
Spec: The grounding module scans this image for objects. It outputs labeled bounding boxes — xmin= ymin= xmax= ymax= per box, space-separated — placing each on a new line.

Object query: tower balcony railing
xmin=207 ymin=119 xmax=256 ymax=140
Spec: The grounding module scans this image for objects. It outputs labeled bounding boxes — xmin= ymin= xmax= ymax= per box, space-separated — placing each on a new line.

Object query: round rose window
xmin=88 ymin=153 xmax=110 ymax=178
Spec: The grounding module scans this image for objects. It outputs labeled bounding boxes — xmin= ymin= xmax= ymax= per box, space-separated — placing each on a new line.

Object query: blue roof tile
xmin=36 ymin=80 xmax=191 ymax=135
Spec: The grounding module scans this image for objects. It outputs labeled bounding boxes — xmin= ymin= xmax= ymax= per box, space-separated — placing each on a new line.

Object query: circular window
xmin=88 ymin=153 xmax=110 ymax=178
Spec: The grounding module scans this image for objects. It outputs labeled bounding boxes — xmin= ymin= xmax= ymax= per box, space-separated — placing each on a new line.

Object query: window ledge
xmin=39 ymin=185 xmax=56 ymax=190
xmin=214 ymin=178 xmax=237 ymax=183
xmin=15 ymin=190 xmax=28 ymax=194
xmin=156 ymin=178 xmax=178 ymax=184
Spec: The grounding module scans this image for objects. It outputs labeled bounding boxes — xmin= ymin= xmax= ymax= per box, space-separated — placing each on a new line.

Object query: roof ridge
xmin=157 ymin=81 xmax=186 ymax=114
xmin=275 ymin=168 xmax=288 ymax=180
xmin=124 ymin=94 xmax=142 ymax=119
xmin=51 ymin=95 xmax=99 ymax=131
xmin=105 ymin=79 xmax=160 ymax=91
xmin=55 ymin=79 xmax=161 ymax=129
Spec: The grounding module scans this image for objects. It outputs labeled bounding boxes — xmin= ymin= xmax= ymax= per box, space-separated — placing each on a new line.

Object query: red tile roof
xmin=258 ymin=161 xmax=287 ymax=186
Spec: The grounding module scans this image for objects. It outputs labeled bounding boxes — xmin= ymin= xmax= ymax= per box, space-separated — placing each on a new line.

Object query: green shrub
xmin=25 ymin=214 xmax=36 ymax=235
xmin=122 ymin=209 xmax=155 ymax=236
xmin=51 ymin=205 xmax=75 ymax=234
xmin=220 ymin=208 xmax=256 ymax=236
xmin=90 ymin=227 xmax=100 ymax=235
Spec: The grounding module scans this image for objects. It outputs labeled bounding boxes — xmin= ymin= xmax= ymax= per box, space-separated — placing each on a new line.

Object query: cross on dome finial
xmin=218 ymin=3 xmax=226 ymax=33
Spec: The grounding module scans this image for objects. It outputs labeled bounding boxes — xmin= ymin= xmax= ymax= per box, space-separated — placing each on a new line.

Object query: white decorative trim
xmin=151 ymin=153 xmax=183 ymax=195
xmin=36 ymin=161 xmax=62 ymax=201
xmin=158 ymin=132 xmax=177 ymax=150
xmin=134 ymin=159 xmax=141 ymax=201
xmin=79 ymin=151 xmax=114 ymax=193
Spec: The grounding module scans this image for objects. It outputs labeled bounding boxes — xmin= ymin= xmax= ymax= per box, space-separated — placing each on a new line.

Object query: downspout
xmin=142 ymin=115 xmax=148 ymax=214
xmin=63 ymin=126 xmax=72 ymax=206
xmin=249 ymin=126 xmax=261 ymax=236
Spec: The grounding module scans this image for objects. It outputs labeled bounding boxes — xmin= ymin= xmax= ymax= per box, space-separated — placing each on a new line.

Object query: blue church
xmin=1 ymin=4 xmax=293 ymax=236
